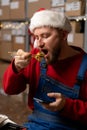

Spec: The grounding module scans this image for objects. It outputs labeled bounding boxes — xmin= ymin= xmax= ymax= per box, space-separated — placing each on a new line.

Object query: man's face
xmin=33 ymin=27 xmax=64 ymax=64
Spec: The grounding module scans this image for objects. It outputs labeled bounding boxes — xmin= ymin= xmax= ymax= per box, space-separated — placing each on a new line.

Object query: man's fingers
xmin=16 ymin=49 xmax=24 ymax=55
xmin=47 ymin=92 xmax=62 ymax=98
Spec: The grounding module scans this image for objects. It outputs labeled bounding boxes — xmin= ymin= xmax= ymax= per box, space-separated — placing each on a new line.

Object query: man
xmin=3 ymin=9 xmax=87 ymax=130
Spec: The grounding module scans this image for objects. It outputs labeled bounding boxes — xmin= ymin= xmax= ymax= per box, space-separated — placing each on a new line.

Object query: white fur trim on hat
xmin=34 ymin=39 xmax=38 ymax=48
xmin=29 ymin=10 xmax=72 ymax=33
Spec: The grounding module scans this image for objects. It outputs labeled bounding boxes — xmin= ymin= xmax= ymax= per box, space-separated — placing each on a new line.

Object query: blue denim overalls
xmin=24 ymin=54 xmax=87 ymax=130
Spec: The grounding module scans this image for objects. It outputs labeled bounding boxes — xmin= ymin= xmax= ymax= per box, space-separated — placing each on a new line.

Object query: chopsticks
xmin=8 ymin=51 xmax=36 ymax=58
xmin=8 ymin=51 xmax=17 ymax=57
xmin=8 ymin=51 xmax=44 ymax=62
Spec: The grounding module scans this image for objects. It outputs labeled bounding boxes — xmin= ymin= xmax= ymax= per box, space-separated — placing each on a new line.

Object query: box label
xmin=51 ymin=0 xmax=65 ymax=7
xmin=10 ymin=2 xmax=19 ymax=9
xmin=3 ymin=34 xmax=11 ymax=41
xmin=15 ymin=36 xmax=24 ymax=44
xmin=28 ymin=0 xmax=38 ymax=3
xmin=65 ymin=2 xmax=80 ymax=11
xmin=1 ymin=0 xmax=10 ymax=6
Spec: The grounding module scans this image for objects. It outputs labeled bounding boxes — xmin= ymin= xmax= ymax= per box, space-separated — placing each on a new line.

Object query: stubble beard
xmin=48 ymin=46 xmax=61 ymax=64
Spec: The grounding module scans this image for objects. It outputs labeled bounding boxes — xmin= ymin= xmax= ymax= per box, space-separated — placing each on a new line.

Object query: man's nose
xmin=38 ymin=38 xmax=44 ymax=48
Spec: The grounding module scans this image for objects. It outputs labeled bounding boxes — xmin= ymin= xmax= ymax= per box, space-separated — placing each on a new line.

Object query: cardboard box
xmin=51 ymin=6 xmax=65 ymax=13
xmin=74 ymin=33 xmax=84 ymax=48
xmin=10 ymin=0 xmax=25 ymax=19
xmin=0 ymin=6 xmax=10 ymax=20
xmin=70 ymin=21 xmax=81 ymax=33
xmin=0 ymin=61 xmax=10 ymax=87
xmin=51 ymin=0 xmax=65 ymax=7
xmin=0 ymin=30 xmax=2 ymax=41
xmin=1 ymin=0 xmax=10 ymax=6
xmin=66 ymin=0 xmax=83 ymax=2
xmin=68 ymin=33 xmax=84 ymax=48
xmin=65 ymin=0 xmax=85 ymax=16
xmin=0 ymin=29 xmax=13 ymax=61
xmin=1 ymin=29 xmax=12 ymax=42
xmin=28 ymin=0 xmax=51 ymax=18
xmin=13 ymin=36 xmax=25 ymax=51
xmin=0 ymin=41 xmax=13 ymax=61
xmin=0 ymin=0 xmax=10 ymax=20
xmin=0 ymin=30 xmax=1 ymax=57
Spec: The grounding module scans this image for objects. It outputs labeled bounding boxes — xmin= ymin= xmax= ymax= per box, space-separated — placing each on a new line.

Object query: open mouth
xmin=41 ymin=49 xmax=48 ymax=56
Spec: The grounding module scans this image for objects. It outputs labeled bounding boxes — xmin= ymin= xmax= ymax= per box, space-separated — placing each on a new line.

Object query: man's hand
xmin=14 ymin=49 xmax=32 ymax=72
xmin=42 ymin=92 xmax=66 ymax=112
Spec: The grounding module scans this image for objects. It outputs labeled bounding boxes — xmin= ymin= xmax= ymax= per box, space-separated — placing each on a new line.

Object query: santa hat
xmin=29 ymin=9 xmax=72 ymax=33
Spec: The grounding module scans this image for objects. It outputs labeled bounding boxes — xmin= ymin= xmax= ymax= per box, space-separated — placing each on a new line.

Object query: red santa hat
xmin=29 ymin=9 xmax=72 ymax=33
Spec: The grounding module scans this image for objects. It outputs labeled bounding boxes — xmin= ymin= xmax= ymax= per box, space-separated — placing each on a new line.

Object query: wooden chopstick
xmin=8 ymin=51 xmax=35 ymax=58
xmin=8 ymin=51 xmax=17 ymax=57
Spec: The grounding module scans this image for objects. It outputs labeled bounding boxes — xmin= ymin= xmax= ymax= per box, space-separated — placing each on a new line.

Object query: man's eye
xmin=42 ymin=34 xmax=49 ymax=38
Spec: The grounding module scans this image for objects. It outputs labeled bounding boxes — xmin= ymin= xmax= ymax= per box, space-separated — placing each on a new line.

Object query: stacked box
xmin=70 ymin=21 xmax=81 ymax=33
xmin=0 ymin=0 xmax=10 ymax=20
xmin=68 ymin=33 xmax=84 ymax=48
xmin=13 ymin=36 xmax=25 ymax=51
xmin=51 ymin=0 xmax=65 ymax=14
xmin=28 ymin=0 xmax=51 ymax=18
xmin=0 ymin=61 xmax=10 ymax=87
xmin=10 ymin=0 xmax=25 ymax=20
xmin=68 ymin=21 xmax=84 ymax=48
xmin=65 ymin=0 xmax=86 ymax=16
xmin=0 ymin=29 xmax=13 ymax=61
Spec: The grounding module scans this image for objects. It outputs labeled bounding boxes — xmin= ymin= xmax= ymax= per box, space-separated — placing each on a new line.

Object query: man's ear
xmin=63 ymin=31 xmax=68 ymax=41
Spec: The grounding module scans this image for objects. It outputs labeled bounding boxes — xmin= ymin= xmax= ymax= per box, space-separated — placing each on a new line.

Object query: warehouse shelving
xmin=68 ymin=0 xmax=87 ymax=52
xmin=0 ymin=0 xmax=30 ymax=63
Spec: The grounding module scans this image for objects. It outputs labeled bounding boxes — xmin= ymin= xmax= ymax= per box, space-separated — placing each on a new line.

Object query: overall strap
xmin=40 ymin=54 xmax=87 ymax=89
xmin=77 ymin=54 xmax=87 ymax=80
xmin=74 ymin=54 xmax=87 ymax=90
xmin=40 ymin=58 xmax=47 ymax=75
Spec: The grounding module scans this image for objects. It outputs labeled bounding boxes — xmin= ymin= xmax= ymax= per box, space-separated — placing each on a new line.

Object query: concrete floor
xmin=0 ymin=92 xmax=32 ymax=126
